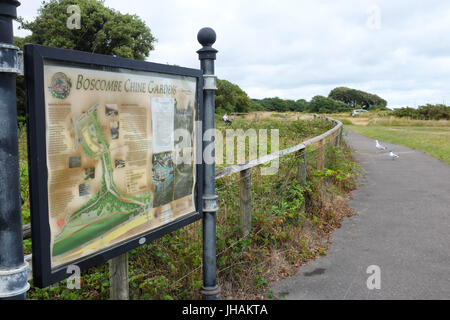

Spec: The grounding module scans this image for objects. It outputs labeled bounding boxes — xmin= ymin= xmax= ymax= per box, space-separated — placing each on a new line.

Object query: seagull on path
xmin=376 ymin=140 xmax=387 ymax=151
xmin=389 ymin=151 xmax=399 ymax=160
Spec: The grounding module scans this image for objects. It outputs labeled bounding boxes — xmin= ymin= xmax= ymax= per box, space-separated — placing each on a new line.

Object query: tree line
xmin=215 ymin=81 xmax=388 ymax=115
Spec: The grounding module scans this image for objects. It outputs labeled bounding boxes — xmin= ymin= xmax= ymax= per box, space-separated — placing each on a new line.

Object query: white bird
xmin=389 ymin=151 xmax=399 ymax=160
xmin=376 ymin=140 xmax=387 ymax=151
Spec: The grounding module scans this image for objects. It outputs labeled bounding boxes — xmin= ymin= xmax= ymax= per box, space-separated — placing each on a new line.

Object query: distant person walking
xmin=222 ymin=113 xmax=232 ymax=126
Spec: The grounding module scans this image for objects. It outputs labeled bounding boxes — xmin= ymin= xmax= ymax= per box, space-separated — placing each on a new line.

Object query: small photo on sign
xmin=110 ymin=121 xmax=119 ymax=140
xmin=173 ymin=100 xmax=194 ymax=200
xmin=174 ymin=161 xmax=193 ymax=200
xmin=105 ymin=104 xmax=118 ymax=117
xmin=69 ymin=156 xmax=81 ymax=168
xmin=115 ymin=159 xmax=126 ymax=168
xmin=152 ymin=151 xmax=174 ymax=207
xmin=174 ymin=100 xmax=194 ymax=134
xmin=78 ymin=183 xmax=90 ymax=197
xmin=84 ymin=167 xmax=95 ymax=180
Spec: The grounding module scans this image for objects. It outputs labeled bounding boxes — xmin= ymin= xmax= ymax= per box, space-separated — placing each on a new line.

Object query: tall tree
xmin=295 ymin=99 xmax=309 ymax=112
xmin=19 ymin=0 xmax=156 ymax=60
xmin=328 ymin=87 xmax=387 ymax=110
xmin=16 ymin=0 xmax=157 ymax=117
xmin=215 ymin=79 xmax=254 ymax=114
xmin=308 ymin=95 xmax=351 ymax=113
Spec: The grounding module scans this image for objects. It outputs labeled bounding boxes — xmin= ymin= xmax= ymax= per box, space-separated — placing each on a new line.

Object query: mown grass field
xmin=18 ymin=115 xmax=359 ymax=299
xmin=339 ymin=116 xmax=450 ymax=165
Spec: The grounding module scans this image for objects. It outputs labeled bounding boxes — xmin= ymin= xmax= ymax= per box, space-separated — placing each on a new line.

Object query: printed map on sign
xmin=43 ymin=62 xmax=197 ymax=268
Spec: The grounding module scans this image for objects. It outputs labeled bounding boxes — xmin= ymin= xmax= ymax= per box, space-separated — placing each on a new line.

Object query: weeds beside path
xmin=271 ymin=130 xmax=450 ymax=299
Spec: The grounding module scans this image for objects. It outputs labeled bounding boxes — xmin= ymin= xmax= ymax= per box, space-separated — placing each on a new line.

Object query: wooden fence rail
xmin=214 ymin=114 xmax=342 ymax=237
xmin=22 ymin=114 xmax=343 ymax=300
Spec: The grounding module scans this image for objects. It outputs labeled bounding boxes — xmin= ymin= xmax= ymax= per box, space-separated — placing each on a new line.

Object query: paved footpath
xmin=271 ymin=129 xmax=450 ymax=299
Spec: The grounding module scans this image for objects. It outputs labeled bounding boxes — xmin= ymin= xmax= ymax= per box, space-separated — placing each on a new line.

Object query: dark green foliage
xmin=328 ymin=87 xmax=387 ymax=110
xmin=307 ymin=95 xmax=352 ymax=113
xmin=253 ymin=97 xmax=308 ymax=112
xmin=391 ymin=106 xmax=419 ymax=118
xmin=295 ymin=99 xmax=310 ymax=112
xmin=19 ymin=0 xmax=156 ymax=60
xmin=215 ymin=79 xmax=258 ymax=114
xmin=15 ymin=0 xmax=156 ymax=119
xmin=392 ymin=104 xmax=450 ymax=120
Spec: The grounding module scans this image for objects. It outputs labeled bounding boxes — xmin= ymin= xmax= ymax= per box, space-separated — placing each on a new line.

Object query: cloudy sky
xmin=13 ymin=0 xmax=450 ymax=108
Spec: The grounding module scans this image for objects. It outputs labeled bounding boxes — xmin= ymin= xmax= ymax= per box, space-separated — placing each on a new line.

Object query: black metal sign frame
xmin=24 ymin=44 xmax=204 ymax=288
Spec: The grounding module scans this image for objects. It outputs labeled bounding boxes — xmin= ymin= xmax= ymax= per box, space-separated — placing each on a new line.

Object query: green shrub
xmin=393 ymin=104 xmax=450 ymax=120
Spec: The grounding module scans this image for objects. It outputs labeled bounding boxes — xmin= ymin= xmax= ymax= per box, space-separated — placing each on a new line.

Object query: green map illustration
xmin=52 ymin=104 xmax=152 ymax=257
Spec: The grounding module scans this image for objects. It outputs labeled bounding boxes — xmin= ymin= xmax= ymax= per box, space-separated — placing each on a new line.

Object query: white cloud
xmin=13 ymin=0 xmax=450 ymax=108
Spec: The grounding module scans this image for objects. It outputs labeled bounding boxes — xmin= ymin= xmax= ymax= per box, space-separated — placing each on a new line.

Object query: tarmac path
xmin=271 ymin=129 xmax=450 ymax=299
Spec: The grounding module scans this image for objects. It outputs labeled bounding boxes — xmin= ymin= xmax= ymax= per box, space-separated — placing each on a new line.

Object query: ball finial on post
xmin=197 ymin=27 xmax=218 ymax=61
xmin=197 ymin=27 xmax=216 ymax=47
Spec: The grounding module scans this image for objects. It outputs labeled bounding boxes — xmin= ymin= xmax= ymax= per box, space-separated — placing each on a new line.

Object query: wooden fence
xmin=22 ymin=114 xmax=343 ymax=298
xmin=214 ymin=114 xmax=342 ymax=236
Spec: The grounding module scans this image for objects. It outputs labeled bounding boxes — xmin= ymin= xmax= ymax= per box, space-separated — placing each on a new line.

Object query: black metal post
xmin=197 ymin=27 xmax=220 ymax=300
xmin=0 ymin=0 xmax=29 ymax=300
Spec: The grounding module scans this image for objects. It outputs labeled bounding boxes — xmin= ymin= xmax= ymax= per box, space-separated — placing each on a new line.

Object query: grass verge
xmin=346 ymin=124 xmax=450 ymax=165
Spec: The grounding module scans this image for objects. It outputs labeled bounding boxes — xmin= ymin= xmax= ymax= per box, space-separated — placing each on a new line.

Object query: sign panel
xmin=25 ymin=45 xmax=203 ymax=287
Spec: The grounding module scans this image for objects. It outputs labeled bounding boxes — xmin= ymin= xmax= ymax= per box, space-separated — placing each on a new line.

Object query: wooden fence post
xmin=297 ymin=149 xmax=307 ymax=185
xmin=239 ymin=168 xmax=252 ymax=237
xmin=109 ymin=253 xmax=129 ymax=300
xmin=317 ymin=139 xmax=325 ymax=171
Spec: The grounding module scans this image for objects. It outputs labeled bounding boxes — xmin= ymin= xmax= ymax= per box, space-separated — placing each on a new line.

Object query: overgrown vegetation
xmin=215 ymin=116 xmax=335 ymax=152
xmin=215 ymin=141 xmax=358 ymax=299
xmin=19 ymin=117 xmax=359 ymax=299
xmin=392 ymin=104 xmax=450 ymax=120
